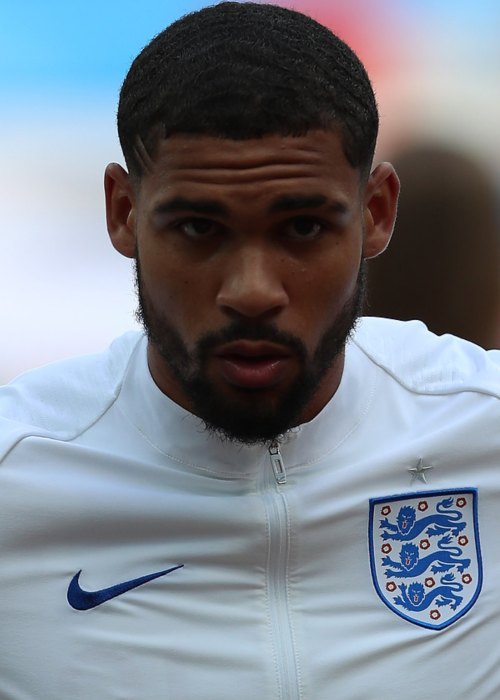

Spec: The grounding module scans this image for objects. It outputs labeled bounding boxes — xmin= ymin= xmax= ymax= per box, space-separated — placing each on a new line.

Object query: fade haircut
xmin=118 ymin=1 xmax=379 ymax=180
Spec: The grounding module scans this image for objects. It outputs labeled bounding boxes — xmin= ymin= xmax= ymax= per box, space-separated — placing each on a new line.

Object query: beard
xmin=135 ymin=258 xmax=365 ymax=446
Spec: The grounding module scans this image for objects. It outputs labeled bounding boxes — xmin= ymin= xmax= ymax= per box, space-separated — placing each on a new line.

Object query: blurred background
xmin=2 ymin=0 xmax=499 ymax=383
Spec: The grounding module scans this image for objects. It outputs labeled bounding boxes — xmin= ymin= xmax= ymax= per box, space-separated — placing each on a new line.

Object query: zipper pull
xmin=269 ymin=441 xmax=286 ymax=485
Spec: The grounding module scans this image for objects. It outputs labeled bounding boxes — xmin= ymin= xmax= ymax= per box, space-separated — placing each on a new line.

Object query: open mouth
xmin=213 ymin=341 xmax=294 ymax=390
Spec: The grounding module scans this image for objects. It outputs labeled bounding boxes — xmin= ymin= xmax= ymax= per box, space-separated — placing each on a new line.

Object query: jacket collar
xmin=119 ymin=335 xmax=377 ymax=479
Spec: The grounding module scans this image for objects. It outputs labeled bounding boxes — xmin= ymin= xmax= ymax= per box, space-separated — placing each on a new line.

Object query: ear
xmin=362 ymin=162 xmax=400 ymax=260
xmin=104 ymin=163 xmax=137 ymax=259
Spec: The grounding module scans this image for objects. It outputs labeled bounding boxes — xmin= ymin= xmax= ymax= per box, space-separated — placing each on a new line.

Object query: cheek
xmin=141 ymin=247 xmax=220 ymax=341
xmin=289 ymin=253 xmax=360 ymax=326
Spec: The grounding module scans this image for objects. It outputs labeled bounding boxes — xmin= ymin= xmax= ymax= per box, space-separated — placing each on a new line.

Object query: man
xmin=0 ymin=3 xmax=499 ymax=699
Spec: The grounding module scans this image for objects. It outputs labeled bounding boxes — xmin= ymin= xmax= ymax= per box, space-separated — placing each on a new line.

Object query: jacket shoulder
xmin=0 ymin=331 xmax=144 ymax=461
xmin=352 ymin=317 xmax=500 ymax=397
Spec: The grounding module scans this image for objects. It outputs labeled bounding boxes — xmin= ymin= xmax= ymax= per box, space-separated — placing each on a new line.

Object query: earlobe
xmin=104 ymin=163 xmax=137 ymax=259
xmin=362 ymin=162 xmax=400 ymax=260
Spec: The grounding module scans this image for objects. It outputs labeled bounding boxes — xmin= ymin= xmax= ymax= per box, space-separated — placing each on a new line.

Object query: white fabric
xmin=0 ymin=318 xmax=499 ymax=699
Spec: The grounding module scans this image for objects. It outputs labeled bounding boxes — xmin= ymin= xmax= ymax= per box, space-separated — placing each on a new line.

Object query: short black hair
xmin=118 ymin=1 xmax=378 ymax=179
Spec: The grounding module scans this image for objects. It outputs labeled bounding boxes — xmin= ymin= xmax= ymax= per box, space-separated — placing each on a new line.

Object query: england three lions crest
xmin=369 ymin=489 xmax=482 ymax=630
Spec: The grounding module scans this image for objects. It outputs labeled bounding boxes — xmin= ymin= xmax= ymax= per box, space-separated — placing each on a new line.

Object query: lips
xmin=213 ymin=340 xmax=294 ymax=390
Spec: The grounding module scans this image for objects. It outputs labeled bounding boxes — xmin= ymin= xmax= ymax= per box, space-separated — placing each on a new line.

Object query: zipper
xmin=262 ymin=442 xmax=302 ymax=700
xmin=269 ymin=441 xmax=286 ymax=484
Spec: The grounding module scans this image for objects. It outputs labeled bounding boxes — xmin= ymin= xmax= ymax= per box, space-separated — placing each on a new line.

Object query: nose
xmin=216 ymin=245 xmax=289 ymax=319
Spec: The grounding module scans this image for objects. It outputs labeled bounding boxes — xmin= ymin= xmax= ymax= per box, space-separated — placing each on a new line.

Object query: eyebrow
xmin=268 ymin=194 xmax=348 ymax=214
xmin=152 ymin=194 xmax=348 ymax=218
xmin=152 ymin=197 xmax=229 ymax=217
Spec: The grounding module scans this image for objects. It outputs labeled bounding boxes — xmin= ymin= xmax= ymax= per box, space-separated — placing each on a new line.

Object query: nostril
xmin=216 ymin=280 xmax=289 ymax=318
xmin=217 ymin=302 xmax=287 ymax=322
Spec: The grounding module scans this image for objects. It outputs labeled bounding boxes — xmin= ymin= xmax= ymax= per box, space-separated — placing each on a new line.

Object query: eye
xmin=178 ymin=218 xmax=216 ymax=239
xmin=286 ymin=217 xmax=323 ymax=240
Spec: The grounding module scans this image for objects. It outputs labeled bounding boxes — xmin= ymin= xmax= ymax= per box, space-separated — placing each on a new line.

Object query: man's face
xmin=109 ymin=130 xmax=391 ymax=444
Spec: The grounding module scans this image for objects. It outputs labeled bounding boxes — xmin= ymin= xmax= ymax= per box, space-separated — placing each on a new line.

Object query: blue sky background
xmin=1 ymin=1 xmax=204 ymax=90
xmin=2 ymin=1 xmax=498 ymax=92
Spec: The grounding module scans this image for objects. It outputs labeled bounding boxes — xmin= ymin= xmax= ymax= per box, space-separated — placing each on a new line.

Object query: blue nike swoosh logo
xmin=67 ymin=564 xmax=184 ymax=610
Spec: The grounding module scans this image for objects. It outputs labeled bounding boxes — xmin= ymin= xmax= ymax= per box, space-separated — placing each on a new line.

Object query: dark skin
xmin=105 ymin=129 xmax=399 ymax=430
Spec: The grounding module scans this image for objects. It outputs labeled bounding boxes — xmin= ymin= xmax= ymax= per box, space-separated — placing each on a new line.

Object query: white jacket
xmin=0 ymin=318 xmax=499 ymax=699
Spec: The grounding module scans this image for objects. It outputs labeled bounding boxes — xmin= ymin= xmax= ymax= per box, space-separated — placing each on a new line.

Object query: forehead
xmin=137 ymin=129 xmax=362 ymax=206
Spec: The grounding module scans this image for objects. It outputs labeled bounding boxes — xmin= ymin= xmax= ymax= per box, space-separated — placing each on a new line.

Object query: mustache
xmin=195 ymin=320 xmax=308 ymax=362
